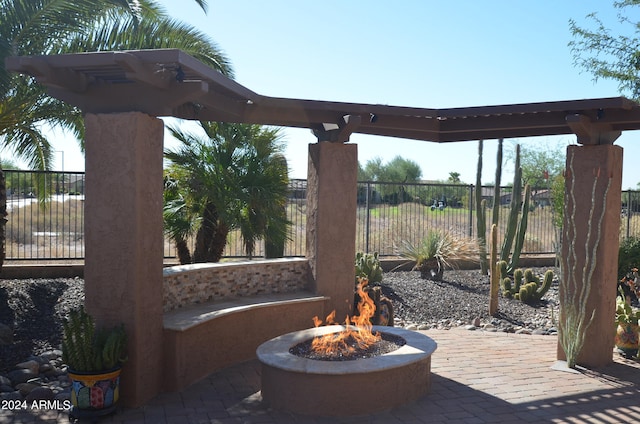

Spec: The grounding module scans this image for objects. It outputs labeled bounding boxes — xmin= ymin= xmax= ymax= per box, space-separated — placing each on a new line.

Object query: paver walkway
xmin=3 ymin=328 xmax=640 ymax=423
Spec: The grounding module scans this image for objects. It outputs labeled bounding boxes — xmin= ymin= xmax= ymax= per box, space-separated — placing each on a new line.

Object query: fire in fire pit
xmin=289 ymin=330 xmax=405 ymax=361
xmin=256 ymin=278 xmax=438 ymax=416
xmin=299 ymin=278 xmax=392 ymax=360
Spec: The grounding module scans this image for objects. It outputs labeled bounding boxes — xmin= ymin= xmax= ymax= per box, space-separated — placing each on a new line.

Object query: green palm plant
xmin=164 ymin=122 xmax=290 ymax=263
xmin=0 ymin=0 xmax=231 ymax=269
xmin=398 ymin=230 xmax=479 ymax=281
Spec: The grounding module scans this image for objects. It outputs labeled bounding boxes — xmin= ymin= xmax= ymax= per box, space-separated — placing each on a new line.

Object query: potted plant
xmin=614 ymin=295 xmax=640 ymax=358
xmin=62 ymin=307 xmax=127 ymax=418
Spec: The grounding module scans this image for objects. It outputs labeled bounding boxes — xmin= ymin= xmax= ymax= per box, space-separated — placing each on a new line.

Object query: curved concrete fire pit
xmin=256 ymin=325 xmax=437 ymax=416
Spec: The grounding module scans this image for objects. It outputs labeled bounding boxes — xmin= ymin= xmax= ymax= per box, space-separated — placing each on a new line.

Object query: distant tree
xmin=448 ymin=172 xmax=462 ymax=184
xmin=569 ymin=1 xmax=640 ymax=100
xmin=506 ymin=142 xmax=565 ymax=188
xmin=359 ymin=156 xmax=421 ymax=183
xmin=358 ymin=156 xmax=422 ymax=205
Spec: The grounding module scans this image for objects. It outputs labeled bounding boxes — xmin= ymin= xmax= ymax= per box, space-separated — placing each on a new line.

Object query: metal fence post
xmin=468 ymin=184 xmax=474 ymax=237
xmin=627 ymin=190 xmax=631 ymax=239
xmin=365 ymin=181 xmax=371 ymax=253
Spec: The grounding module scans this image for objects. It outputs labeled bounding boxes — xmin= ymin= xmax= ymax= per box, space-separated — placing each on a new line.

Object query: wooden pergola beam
xmin=566 ymin=113 xmax=622 ymax=145
xmin=7 ymin=49 xmax=640 ymax=143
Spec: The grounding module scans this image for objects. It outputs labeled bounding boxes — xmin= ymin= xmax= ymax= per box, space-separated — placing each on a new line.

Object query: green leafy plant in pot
xmin=62 ymin=307 xmax=127 ymax=417
xmin=614 ymin=295 xmax=640 ymax=358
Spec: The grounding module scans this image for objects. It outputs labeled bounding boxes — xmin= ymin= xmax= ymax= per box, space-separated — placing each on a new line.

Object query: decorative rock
xmin=0 ymin=391 xmax=22 ymax=401
xmin=417 ymin=324 xmax=430 ymax=330
xmin=7 ymin=369 xmax=37 ymax=385
xmin=515 ymin=328 xmax=532 ymax=335
xmin=39 ymin=350 xmax=62 ymax=361
xmin=405 ymin=324 xmax=418 ymax=330
xmin=532 ymin=328 xmax=546 ymax=335
xmin=0 ymin=323 xmax=13 ymax=345
xmin=16 ymin=382 xmax=39 ymax=396
xmin=0 ymin=375 xmax=10 ymax=387
xmin=25 ymin=387 xmax=54 ymax=402
xmin=472 ymin=317 xmax=482 ymax=327
xmin=0 ymin=385 xmax=14 ymax=393
xmin=16 ymin=360 xmax=40 ymax=374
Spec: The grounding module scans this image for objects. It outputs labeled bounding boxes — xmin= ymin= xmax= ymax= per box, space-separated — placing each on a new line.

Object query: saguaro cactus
xmin=476 ymin=140 xmax=488 ymax=275
xmin=492 ymin=139 xmax=503 ymax=228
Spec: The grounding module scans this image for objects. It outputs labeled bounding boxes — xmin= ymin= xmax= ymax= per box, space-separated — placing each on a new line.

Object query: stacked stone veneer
xmin=162 ymin=258 xmax=312 ymax=312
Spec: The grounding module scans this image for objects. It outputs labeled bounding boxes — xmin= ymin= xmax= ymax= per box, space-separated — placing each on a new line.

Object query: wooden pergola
xmin=6 ymin=49 xmax=639 ymax=144
xmin=7 ymin=48 xmax=640 ymax=406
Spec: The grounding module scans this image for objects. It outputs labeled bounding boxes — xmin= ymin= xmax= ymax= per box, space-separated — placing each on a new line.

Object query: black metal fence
xmin=4 ymin=171 xmax=640 ymax=260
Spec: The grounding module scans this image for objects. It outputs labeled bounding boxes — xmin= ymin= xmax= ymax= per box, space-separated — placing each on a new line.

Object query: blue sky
xmin=40 ymin=1 xmax=640 ymax=187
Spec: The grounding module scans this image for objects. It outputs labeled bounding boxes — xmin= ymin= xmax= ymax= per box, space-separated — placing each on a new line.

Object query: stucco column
xmin=557 ymin=144 xmax=622 ymax=367
xmin=306 ymin=142 xmax=358 ymax=322
xmin=84 ymin=112 xmax=164 ymax=407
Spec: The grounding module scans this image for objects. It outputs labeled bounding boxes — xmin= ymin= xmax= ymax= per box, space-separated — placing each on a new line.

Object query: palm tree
xmin=164 ymin=122 xmax=290 ymax=263
xmin=1 ymin=0 xmax=231 ymax=164
xmin=0 ymin=0 xmax=232 ymax=267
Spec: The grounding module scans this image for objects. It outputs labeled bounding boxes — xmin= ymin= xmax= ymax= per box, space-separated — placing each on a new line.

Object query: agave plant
xmin=398 ymin=230 xmax=479 ymax=281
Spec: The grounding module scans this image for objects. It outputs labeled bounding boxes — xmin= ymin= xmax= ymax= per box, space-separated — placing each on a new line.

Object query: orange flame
xmin=310 ymin=278 xmax=381 ymax=357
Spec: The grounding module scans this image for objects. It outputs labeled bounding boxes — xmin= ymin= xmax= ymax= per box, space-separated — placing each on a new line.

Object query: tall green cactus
xmin=476 ymin=140 xmax=488 ymax=275
xmin=510 ymin=184 xmax=531 ymax=270
xmin=477 ymin=140 xmax=530 ymax=275
xmin=500 ymin=145 xmax=522 ymax=261
xmin=492 ymin=139 xmax=503 ymax=228
xmin=62 ymin=307 xmax=127 ymax=372
xmin=489 ymin=224 xmax=499 ymax=315
xmin=497 ymin=144 xmax=531 ymax=273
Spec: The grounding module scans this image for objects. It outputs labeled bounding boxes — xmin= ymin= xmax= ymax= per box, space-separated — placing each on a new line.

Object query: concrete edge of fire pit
xmin=256 ymin=325 xmax=437 ymax=375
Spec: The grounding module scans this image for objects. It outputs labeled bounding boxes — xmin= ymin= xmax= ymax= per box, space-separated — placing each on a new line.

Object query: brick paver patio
xmin=3 ymin=328 xmax=640 ymax=423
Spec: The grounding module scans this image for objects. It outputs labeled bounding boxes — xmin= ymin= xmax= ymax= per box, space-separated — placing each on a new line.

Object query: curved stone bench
xmin=162 ymin=292 xmax=329 ymax=391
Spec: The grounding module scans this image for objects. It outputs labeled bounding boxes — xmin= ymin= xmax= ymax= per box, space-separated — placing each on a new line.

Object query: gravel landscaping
xmin=0 ymin=267 xmax=560 ymax=402
xmin=381 ymin=268 xmax=559 ymax=333
xmin=0 ymin=267 xmax=559 ymax=374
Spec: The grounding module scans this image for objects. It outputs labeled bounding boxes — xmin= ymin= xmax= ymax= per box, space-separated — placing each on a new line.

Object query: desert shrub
xmin=398 ymin=230 xmax=478 ymax=280
xmin=619 ymin=236 xmax=640 ymax=280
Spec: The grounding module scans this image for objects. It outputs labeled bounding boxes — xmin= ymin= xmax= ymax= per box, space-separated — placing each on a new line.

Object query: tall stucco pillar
xmin=84 ymin=112 xmax=164 ymax=407
xmin=306 ymin=142 xmax=358 ymax=322
xmin=558 ymin=144 xmax=622 ymax=367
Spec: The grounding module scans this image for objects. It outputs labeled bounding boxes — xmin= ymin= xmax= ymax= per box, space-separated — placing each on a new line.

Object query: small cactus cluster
xmin=62 ymin=307 xmax=127 ymax=373
xmin=355 ymin=251 xmax=383 ymax=284
xmin=498 ymin=261 xmax=554 ymax=303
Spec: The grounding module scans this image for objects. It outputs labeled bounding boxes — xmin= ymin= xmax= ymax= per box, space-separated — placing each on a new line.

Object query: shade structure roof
xmin=7 ymin=48 xmax=640 ymax=144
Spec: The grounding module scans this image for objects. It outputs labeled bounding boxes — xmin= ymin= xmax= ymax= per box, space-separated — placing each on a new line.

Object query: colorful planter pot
xmin=68 ymin=367 xmax=121 ymax=419
xmin=614 ymin=323 xmax=640 ymax=358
